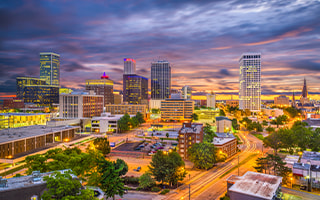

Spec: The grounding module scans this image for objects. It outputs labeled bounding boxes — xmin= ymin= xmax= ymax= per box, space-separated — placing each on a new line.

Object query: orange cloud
xmin=244 ymin=27 xmax=312 ymax=46
xmin=210 ymin=46 xmax=232 ymax=50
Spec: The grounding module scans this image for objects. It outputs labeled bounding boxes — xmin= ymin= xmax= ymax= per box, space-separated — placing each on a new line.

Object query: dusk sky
xmin=1 ymin=0 xmax=320 ymax=97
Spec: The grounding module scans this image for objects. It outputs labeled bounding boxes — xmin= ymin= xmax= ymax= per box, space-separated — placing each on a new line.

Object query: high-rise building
xmin=16 ymin=77 xmax=59 ymax=106
xmin=40 ymin=52 xmax=60 ymax=86
xmin=182 ymin=86 xmax=192 ymax=100
xmin=59 ymin=91 xmax=104 ymax=118
xmin=123 ymin=75 xmax=148 ymax=104
xmin=239 ymin=52 xmax=261 ymax=111
xmin=206 ymin=92 xmax=216 ymax=108
xmin=85 ymin=72 xmax=114 ymax=106
xmin=124 ymin=58 xmax=136 ymax=75
xmin=151 ymin=60 xmax=171 ymax=99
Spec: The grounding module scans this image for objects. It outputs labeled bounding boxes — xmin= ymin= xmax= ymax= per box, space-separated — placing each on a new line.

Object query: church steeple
xmin=302 ymin=78 xmax=308 ymax=98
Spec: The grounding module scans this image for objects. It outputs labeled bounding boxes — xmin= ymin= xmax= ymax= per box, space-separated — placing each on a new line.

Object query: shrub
xmin=160 ymin=189 xmax=170 ymax=195
xmin=151 ymin=186 xmax=161 ymax=192
xmin=124 ymin=176 xmax=140 ymax=185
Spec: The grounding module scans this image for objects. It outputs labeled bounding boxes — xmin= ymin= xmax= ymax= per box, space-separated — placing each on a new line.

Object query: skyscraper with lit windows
xmin=151 ymin=60 xmax=171 ymax=99
xmin=40 ymin=52 xmax=60 ymax=86
xmin=239 ymin=53 xmax=261 ymax=111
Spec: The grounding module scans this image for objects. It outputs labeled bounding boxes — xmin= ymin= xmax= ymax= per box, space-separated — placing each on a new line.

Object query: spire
xmin=292 ymin=90 xmax=296 ymax=108
xmin=302 ymin=78 xmax=308 ymax=98
xmin=101 ymin=72 xmax=109 ymax=79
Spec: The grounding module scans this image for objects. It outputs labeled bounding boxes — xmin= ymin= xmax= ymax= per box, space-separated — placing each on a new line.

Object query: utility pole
xmin=189 ymin=174 xmax=191 ymax=200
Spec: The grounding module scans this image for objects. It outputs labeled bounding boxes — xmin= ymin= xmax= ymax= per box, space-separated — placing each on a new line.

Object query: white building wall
xmin=207 ymin=94 xmax=216 ymax=108
xmin=239 ymin=53 xmax=261 ymax=111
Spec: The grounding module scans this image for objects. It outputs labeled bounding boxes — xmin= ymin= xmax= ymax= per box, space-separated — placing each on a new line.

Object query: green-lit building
xmin=40 ymin=52 xmax=60 ymax=86
xmin=16 ymin=77 xmax=59 ymax=107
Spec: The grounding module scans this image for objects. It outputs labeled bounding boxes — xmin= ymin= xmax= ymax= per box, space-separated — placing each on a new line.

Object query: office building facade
xmin=151 ymin=60 xmax=171 ymax=99
xmin=59 ymin=92 xmax=104 ymax=118
xmin=160 ymin=99 xmax=194 ymax=121
xmin=182 ymin=86 xmax=192 ymax=100
xmin=40 ymin=52 xmax=60 ymax=86
xmin=206 ymin=93 xmax=216 ymax=108
xmin=105 ymin=104 xmax=147 ymax=116
xmin=124 ymin=58 xmax=136 ymax=75
xmin=123 ymin=75 xmax=148 ymax=104
xmin=239 ymin=52 xmax=261 ymax=111
xmin=16 ymin=77 xmax=59 ymax=107
xmin=274 ymin=95 xmax=290 ymax=106
xmin=85 ymin=72 xmax=114 ymax=106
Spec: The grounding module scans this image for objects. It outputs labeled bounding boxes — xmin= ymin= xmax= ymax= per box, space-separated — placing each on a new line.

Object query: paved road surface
xmin=282 ymin=187 xmax=320 ymax=200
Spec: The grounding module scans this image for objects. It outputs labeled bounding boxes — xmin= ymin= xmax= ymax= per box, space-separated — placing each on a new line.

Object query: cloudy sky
xmin=1 ymin=0 xmax=320 ymax=97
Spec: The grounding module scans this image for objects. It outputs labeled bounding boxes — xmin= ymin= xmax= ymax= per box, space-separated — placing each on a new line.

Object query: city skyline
xmin=1 ymin=0 xmax=320 ymax=97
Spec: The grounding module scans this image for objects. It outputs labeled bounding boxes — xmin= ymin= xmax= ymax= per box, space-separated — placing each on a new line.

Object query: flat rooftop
xmin=229 ymin=171 xmax=282 ymax=200
xmin=180 ymin=123 xmax=202 ymax=134
xmin=0 ymin=169 xmax=75 ymax=191
xmin=216 ymin=116 xmax=231 ymax=121
xmin=213 ymin=137 xmax=236 ymax=145
xmin=0 ymin=113 xmax=49 ymax=116
xmin=302 ymin=151 xmax=320 ymax=161
xmin=0 ymin=125 xmax=79 ymax=144
xmin=216 ymin=132 xmax=235 ymax=138
xmin=284 ymin=155 xmax=299 ymax=165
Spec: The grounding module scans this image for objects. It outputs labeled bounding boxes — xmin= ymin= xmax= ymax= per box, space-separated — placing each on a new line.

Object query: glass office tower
xmin=40 ymin=52 xmax=60 ymax=86
xmin=123 ymin=75 xmax=148 ymax=104
xmin=151 ymin=60 xmax=171 ymax=99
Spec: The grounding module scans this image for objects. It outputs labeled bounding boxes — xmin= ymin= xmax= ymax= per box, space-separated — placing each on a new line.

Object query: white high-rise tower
xmin=239 ymin=52 xmax=261 ymax=111
xmin=124 ymin=58 xmax=136 ymax=75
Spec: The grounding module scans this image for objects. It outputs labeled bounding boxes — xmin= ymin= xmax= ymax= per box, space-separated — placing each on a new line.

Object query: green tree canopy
xmin=139 ymin=172 xmax=156 ymax=189
xmin=148 ymin=151 xmax=186 ymax=187
xmin=136 ymin=112 xmax=145 ymax=124
xmin=188 ymin=142 xmax=219 ymax=170
xmin=97 ymin=158 xmax=125 ymax=200
xmin=93 ymin=137 xmax=111 ymax=156
xmin=41 ymin=171 xmax=96 ymax=200
xmin=191 ymin=113 xmax=199 ymax=121
xmin=114 ymin=158 xmax=128 ymax=176
xmin=219 ymin=109 xmax=226 ymax=116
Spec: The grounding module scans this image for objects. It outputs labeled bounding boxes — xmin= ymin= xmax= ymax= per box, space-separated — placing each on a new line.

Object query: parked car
xmin=133 ymin=166 xmax=141 ymax=172
xmin=148 ymin=152 xmax=155 ymax=156
xmin=135 ymin=147 xmax=141 ymax=151
xmin=300 ymin=185 xmax=307 ymax=190
xmin=157 ymin=146 xmax=164 ymax=149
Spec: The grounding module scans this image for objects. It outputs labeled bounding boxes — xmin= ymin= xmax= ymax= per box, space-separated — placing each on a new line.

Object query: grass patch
xmin=233 ymin=134 xmax=243 ymax=144
xmin=160 ymin=189 xmax=170 ymax=195
xmin=219 ymin=154 xmax=258 ymax=179
xmin=252 ymin=134 xmax=264 ymax=140
xmin=0 ymin=164 xmax=27 ymax=177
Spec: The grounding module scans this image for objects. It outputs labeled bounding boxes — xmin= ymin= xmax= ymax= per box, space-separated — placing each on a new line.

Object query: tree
xmin=263 ymin=131 xmax=283 ymax=154
xmin=203 ymin=123 xmax=216 ymax=143
xmin=114 ymin=158 xmax=128 ymax=176
xmin=151 ymin=108 xmax=160 ymax=114
xmin=254 ymin=157 xmax=269 ymax=174
xmin=219 ymin=109 xmax=226 ymax=116
xmin=231 ymin=119 xmax=239 ymax=130
xmin=275 ymin=115 xmax=289 ymax=128
xmin=139 ymin=172 xmax=156 ymax=189
xmin=136 ymin=112 xmax=145 ymax=124
xmin=93 ymin=137 xmax=111 ymax=156
xmin=244 ymin=109 xmax=251 ymax=117
xmin=41 ymin=171 xmax=96 ymax=200
xmin=291 ymin=122 xmax=312 ymax=150
xmin=148 ymin=151 xmax=186 ymax=187
xmin=166 ymin=132 xmax=169 ymax=138
xmin=240 ymin=117 xmax=252 ymax=129
xmin=277 ymin=128 xmax=295 ymax=154
xmin=266 ymin=126 xmax=275 ymax=134
xmin=284 ymin=107 xmax=300 ymax=118
xmin=191 ymin=113 xmax=199 ymax=121
xmin=130 ymin=116 xmax=139 ymax=128
xmin=310 ymin=128 xmax=320 ymax=152
xmin=188 ymin=143 xmax=218 ymax=170
xmin=118 ymin=113 xmax=131 ymax=132
xmin=97 ymin=158 xmax=125 ymax=200
xmin=25 ymin=154 xmax=48 ymax=174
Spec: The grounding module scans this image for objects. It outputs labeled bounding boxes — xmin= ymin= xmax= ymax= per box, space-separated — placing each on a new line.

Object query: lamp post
xmin=189 ymin=174 xmax=191 ymax=200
